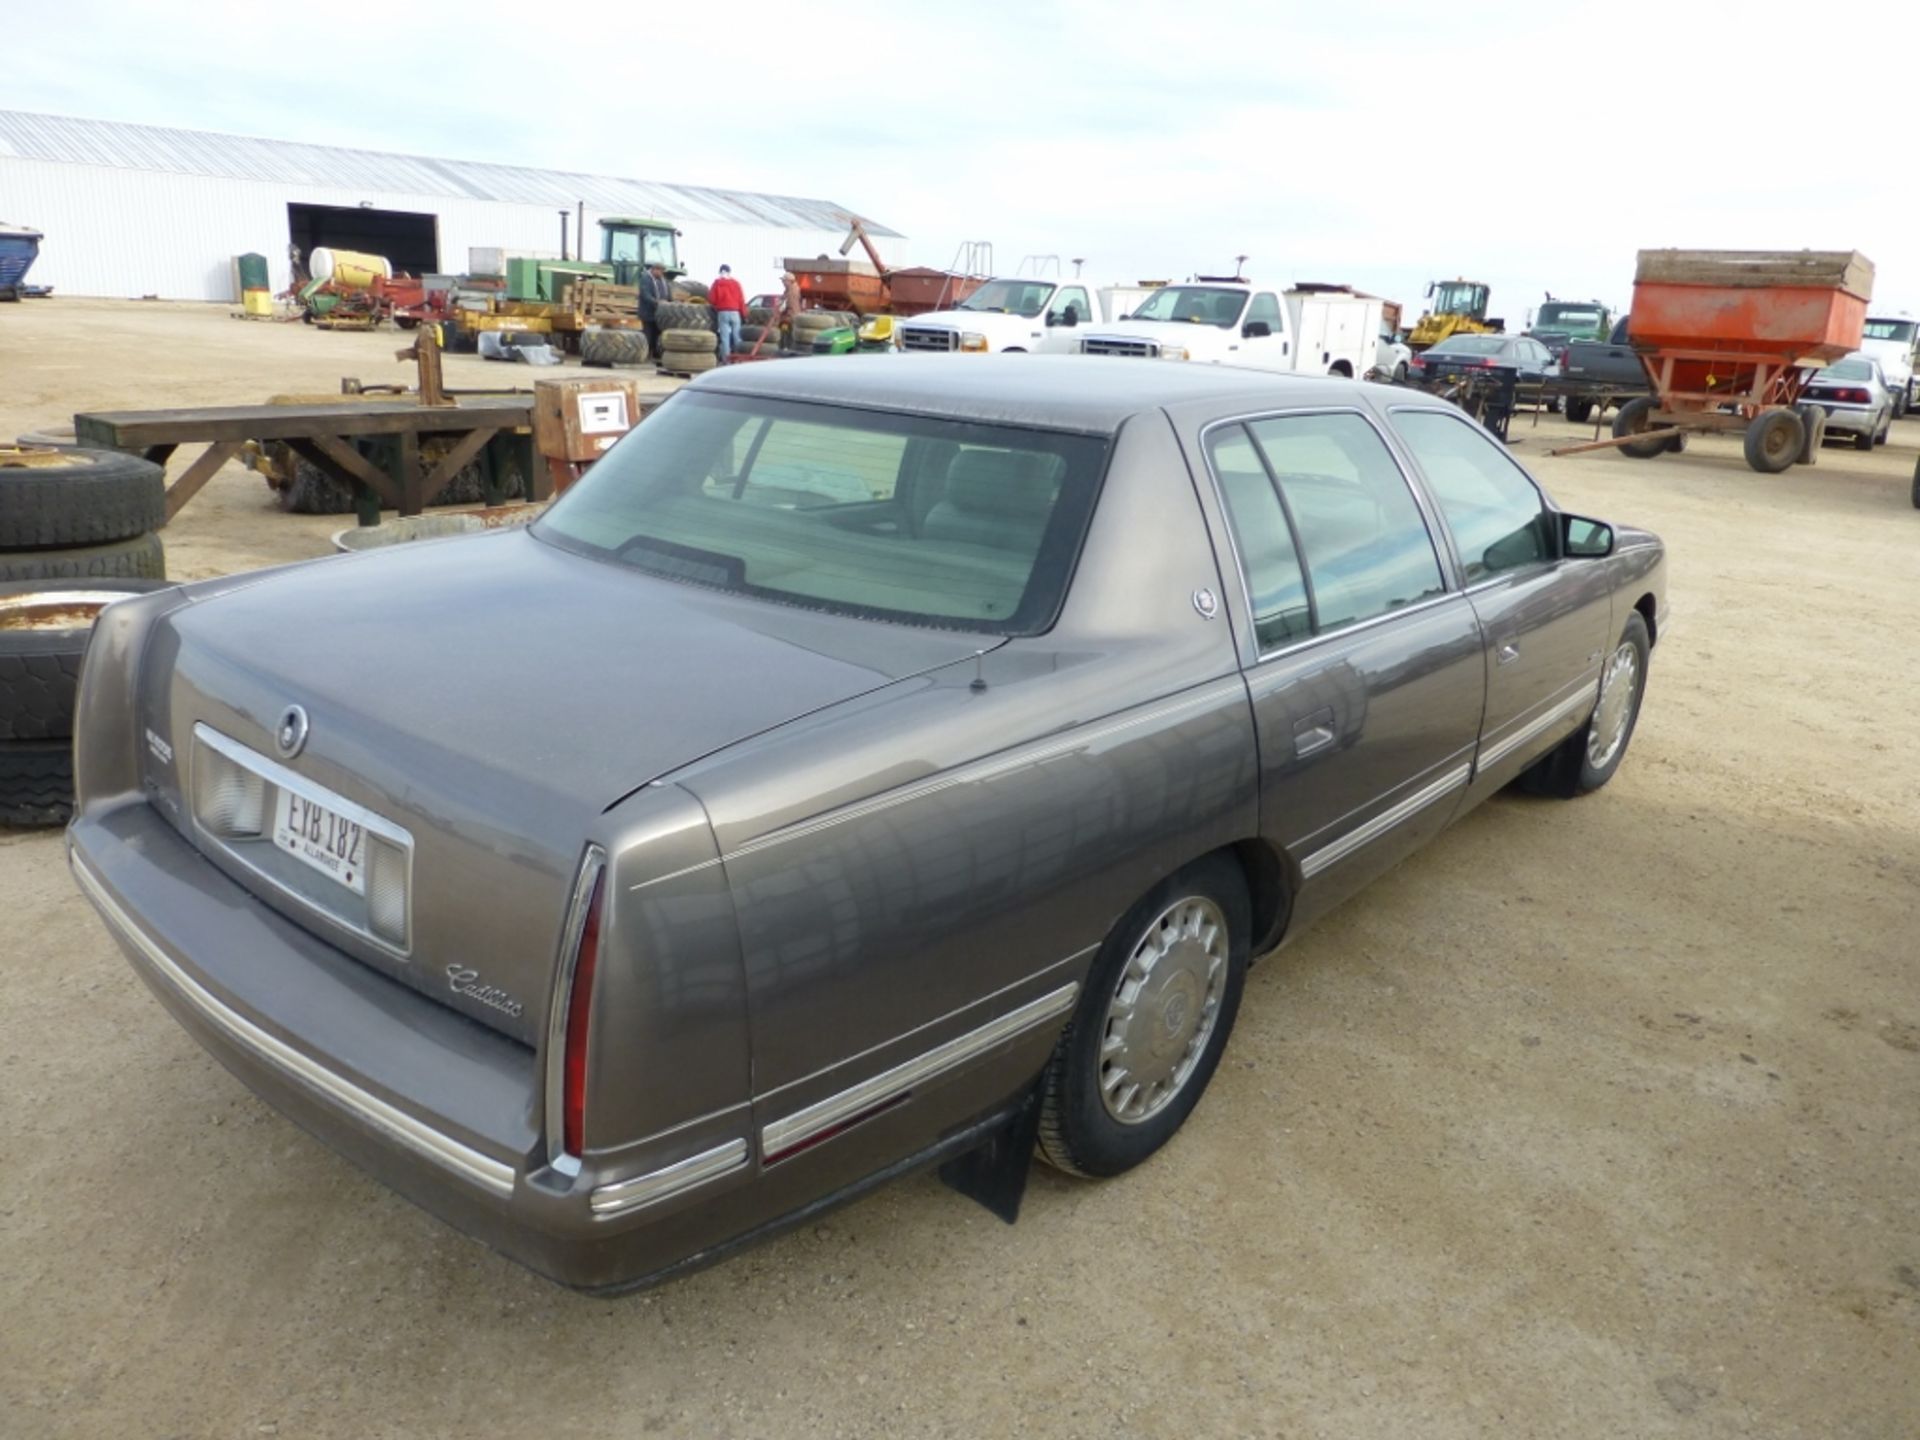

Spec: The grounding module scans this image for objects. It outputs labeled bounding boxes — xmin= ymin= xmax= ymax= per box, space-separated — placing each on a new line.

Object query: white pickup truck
xmin=898 ymin=277 xmax=1108 ymax=354
xmin=1075 ymin=280 xmax=1383 ymax=378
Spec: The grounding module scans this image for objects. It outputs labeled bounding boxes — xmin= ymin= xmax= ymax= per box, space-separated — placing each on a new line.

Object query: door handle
xmin=1496 ymin=642 xmax=1520 ymax=666
xmin=1293 ymin=707 xmax=1337 ymax=758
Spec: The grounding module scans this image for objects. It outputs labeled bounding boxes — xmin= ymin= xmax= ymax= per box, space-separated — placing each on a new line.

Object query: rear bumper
xmin=1806 ymin=402 xmax=1877 ymax=436
xmin=69 ymin=799 xmax=1055 ymax=1291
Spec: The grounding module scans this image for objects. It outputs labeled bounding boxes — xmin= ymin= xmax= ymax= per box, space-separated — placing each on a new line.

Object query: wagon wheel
xmin=1743 ymin=410 xmax=1805 ymax=475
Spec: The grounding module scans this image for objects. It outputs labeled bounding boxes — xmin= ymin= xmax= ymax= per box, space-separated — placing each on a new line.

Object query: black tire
xmin=1743 ymin=410 xmax=1805 ymax=473
xmin=0 ymin=447 xmax=166 ymax=550
xmin=660 ymin=327 xmax=717 ymax=352
xmin=0 ymin=739 xmax=73 ymax=827
xmin=0 ymin=579 xmax=174 ymax=741
xmin=0 ymin=531 xmax=165 ymax=584
xmin=737 ymin=323 xmax=770 ymax=344
xmin=1611 ymin=396 xmax=1669 ymax=459
xmin=656 ymin=301 xmax=710 ymax=332
xmin=579 ymin=328 xmax=650 ymax=367
xmin=1910 ymin=457 xmax=1919 ymax=510
xmin=1522 ymin=612 xmax=1652 ymax=798
xmin=746 ymin=306 xmax=775 ymax=327
xmin=675 ymin=280 xmax=710 ymax=303
xmin=1852 ymin=426 xmax=1874 ymax=452
xmin=1565 ymin=397 xmax=1595 ymax=424
xmin=1793 ymin=404 xmax=1827 ymax=462
xmin=667 ymin=353 xmax=718 ymax=374
xmin=1037 ymin=854 xmax=1250 ymax=1178
xmin=1874 ymin=413 xmax=1890 ymax=446
xmin=278 ymin=457 xmax=356 ymax=515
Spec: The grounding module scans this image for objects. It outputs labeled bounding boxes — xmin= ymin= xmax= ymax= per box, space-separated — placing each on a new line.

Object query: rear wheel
xmin=1853 ymin=426 xmax=1874 ymax=452
xmin=1744 ymin=409 xmax=1805 ymax=473
xmin=1611 ymin=396 xmax=1669 ymax=459
xmin=1392 ymin=361 xmax=1407 ymax=385
xmin=1565 ymin=397 xmax=1595 ymax=424
xmin=1037 ymin=855 xmax=1249 ymax=1178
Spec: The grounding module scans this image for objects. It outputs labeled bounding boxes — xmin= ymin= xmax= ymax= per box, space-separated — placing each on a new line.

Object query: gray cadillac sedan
xmin=68 ymin=356 xmax=1666 ymax=1292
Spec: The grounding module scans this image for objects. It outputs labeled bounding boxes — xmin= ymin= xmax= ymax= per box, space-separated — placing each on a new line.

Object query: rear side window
xmin=1390 ymin=409 xmax=1554 ymax=582
xmin=1247 ymin=413 xmax=1446 ymax=630
xmin=1206 ymin=426 xmax=1311 ymax=648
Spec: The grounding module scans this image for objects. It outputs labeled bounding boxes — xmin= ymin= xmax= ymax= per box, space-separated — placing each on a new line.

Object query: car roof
xmin=691 ymin=354 xmax=1418 ymax=434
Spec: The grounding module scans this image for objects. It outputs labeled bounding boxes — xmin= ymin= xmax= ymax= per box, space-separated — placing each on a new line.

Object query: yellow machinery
xmin=1407 ymin=279 xmax=1503 ymax=350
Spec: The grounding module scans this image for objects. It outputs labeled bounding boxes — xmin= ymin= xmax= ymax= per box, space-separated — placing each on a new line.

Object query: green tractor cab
xmin=506 ymin=218 xmax=683 ymax=301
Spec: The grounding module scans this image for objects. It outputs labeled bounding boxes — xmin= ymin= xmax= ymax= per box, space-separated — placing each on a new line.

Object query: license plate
xmin=273 ymin=789 xmax=366 ymax=896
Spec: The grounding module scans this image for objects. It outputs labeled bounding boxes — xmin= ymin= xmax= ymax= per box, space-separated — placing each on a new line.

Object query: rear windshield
xmin=534 ymin=391 xmax=1109 ymax=635
xmin=1817 ymin=360 xmax=1871 ymax=380
xmin=1428 ymin=335 xmax=1507 ymax=356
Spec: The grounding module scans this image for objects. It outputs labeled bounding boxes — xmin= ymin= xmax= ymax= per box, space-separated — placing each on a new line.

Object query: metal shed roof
xmin=0 ymin=110 xmax=900 ymax=237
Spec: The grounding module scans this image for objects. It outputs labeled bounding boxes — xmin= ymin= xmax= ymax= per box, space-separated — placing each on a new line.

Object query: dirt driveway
xmin=2 ymin=302 xmax=1915 ymax=1439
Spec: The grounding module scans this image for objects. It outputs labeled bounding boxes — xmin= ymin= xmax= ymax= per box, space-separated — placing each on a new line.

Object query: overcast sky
xmin=12 ymin=0 xmax=1919 ymax=320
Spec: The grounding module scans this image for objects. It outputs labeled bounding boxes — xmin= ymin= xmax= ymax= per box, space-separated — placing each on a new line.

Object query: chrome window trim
xmin=1195 ymin=407 xmax=1456 ymax=669
xmin=546 ymin=844 xmax=607 ymax=1176
xmin=1298 ymin=762 xmax=1471 ymax=879
xmin=1477 ymin=686 xmax=1595 ymax=771
xmin=189 ymin=723 xmax=415 ymax=959
xmin=590 ymin=1138 xmax=749 ymax=1219
xmin=71 ymin=849 xmax=515 ymax=1198
xmin=761 ymin=981 xmax=1079 ymax=1159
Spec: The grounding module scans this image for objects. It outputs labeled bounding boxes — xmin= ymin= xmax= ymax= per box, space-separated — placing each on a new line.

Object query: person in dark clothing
xmin=638 ymin=263 xmax=671 ymax=361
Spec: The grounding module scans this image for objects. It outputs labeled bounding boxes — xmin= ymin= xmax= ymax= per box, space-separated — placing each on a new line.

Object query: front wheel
xmin=1523 ymin=613 xmax=1651 ymax=797
xmin=1744 ymin=409 xmax=1805 ymax=473
xmin=1038 ymin=855 xmax=1250 ymax=1178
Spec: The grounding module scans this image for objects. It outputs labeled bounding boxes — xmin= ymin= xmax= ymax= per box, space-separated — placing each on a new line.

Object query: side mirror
xmin=1119 ymin=312 xmax=1131 ymax=321
xmin=1243 ymin=320 xmax=1271 ymax=339
xmin=1562 ymin=514 xmax=1614 ymax=558
xmin=1044 ymin=312 xmax=1058 ymax=327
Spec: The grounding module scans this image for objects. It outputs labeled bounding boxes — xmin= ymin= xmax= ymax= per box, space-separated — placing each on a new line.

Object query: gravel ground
xmin=2 ymin=301 xmax=1916 ymax=1439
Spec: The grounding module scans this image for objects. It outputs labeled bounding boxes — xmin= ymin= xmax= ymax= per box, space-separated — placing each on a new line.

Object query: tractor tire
xmin=1611 ymin=397 xmax=1669 ymax=460
xmin=0 ymin=739 xmax=75 ymax=827
xmin=746 ymin=306 xmax=775 ymax=327
xmin=0 ymin=531 xmax=165 ymax=584
xmin=0 ymin=578 xmax=176 ymax=742
xmin=668 ymin=353 xmax=719 ymax=374
xmin=661 ymin=328 xmax=717 ymax=352
xmin=580 ymin=328 xmax=651 ymax=368
xmin=674 ymin=280 xmax=711 ymax=303
xmin=1744 ymin=410 xmax=1805 ymax=474
xmin=278 ymin=457 xmax=357 ymax=515
xmin=656 ymin=301 xmax=711 ymax=332
xmin=0 ymin=447 xmax=166 ymax=550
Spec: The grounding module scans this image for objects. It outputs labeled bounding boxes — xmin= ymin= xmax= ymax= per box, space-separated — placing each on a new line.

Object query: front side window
xmin=1391 ymin=409 xmax=1555 ymax=583
xmin=1245 ymin=293 xmax=1282 ymax=332
xmin=1049 ymin=286 xmax=1093 ymax=324
xmin=537 ymin=392 xmax=1107 ymax=634
xmin=1246 ymin=413 xmax=1446 ymax=631
xmin=1206 ymin=425 xmax=1311 ymax=649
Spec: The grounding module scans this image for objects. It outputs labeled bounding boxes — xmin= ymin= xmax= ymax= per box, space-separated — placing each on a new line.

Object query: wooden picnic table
xmin=72 ymin=396 xmax=540 ymax=522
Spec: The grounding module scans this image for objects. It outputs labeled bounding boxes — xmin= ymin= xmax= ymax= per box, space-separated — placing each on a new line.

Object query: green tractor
xmin=506 ymin=217 xmax=683 ymax=302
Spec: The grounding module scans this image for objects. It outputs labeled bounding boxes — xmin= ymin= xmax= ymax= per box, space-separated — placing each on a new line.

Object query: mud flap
xmin=937 ymin=1081 xmax=1043 ymax=1224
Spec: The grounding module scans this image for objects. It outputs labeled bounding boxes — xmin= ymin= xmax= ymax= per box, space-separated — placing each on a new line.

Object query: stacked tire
xmin=656 ymin=301 xmax=712 ymax=333
xmin=580 ymin=327 xmax=652 ymax=368
xmin=659 ymin=328 xmax=719 ymax=374
xmin=0 ymin=447 xmax=167 ymax=583
xmin=1 ymin=578 xmax=176 ymax=825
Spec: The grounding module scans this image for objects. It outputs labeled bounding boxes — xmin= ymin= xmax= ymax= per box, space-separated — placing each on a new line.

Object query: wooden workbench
xmin=72 ymin=397 xmax=540 ymax=521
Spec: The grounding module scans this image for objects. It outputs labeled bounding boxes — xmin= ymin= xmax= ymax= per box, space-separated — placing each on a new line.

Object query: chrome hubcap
xmin=1587 ymin=642 xmax=1640 ymax=770
xmin=1099 ymin=896 xmax=1227 ymax=1125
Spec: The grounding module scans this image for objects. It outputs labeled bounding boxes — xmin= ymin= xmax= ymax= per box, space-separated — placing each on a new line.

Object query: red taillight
xmin=561 ymin=871 xmax=605 ymax=1158
xmin=1838 ymin=387 xmax=1870 ymax=403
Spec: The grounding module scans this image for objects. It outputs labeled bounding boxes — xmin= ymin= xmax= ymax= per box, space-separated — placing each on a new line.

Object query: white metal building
xmin=0 ymin=110 xmax=906 ymax=301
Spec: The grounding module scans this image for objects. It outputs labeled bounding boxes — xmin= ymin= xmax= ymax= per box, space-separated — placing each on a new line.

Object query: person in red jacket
xmin=709 ymin=264 xmax=746 ymax=361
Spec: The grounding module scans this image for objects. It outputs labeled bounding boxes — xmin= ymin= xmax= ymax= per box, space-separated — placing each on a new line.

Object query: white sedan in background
xmin=1801 ymin=353 xmax=1896 ymax=451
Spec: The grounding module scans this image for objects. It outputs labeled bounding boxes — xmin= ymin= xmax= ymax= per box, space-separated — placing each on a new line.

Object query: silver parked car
xmin=1801 ymin=353 xmax=1895 ymax=450
xmin=69 ymin=357 xmax=1667 ymax=1292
